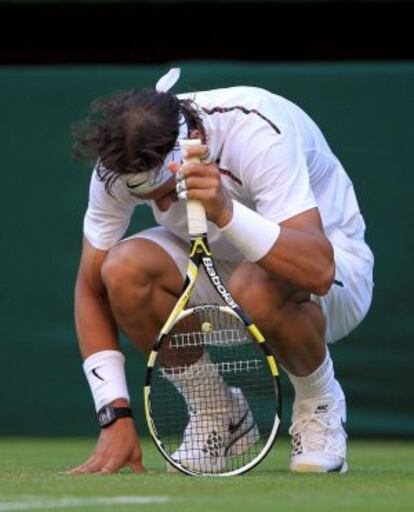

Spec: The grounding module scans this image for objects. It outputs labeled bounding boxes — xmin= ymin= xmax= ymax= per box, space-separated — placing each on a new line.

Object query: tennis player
xmin=70 ymin=69 xmax=374 ymax=475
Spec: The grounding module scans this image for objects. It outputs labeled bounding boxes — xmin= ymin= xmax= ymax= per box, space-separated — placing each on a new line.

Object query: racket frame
xmin=144 ymin=235 xmax=282 ymax=476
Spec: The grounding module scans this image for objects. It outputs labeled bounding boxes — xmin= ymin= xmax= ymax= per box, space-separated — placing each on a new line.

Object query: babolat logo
xmin=203 ymin=257 xmax=237 ymax=308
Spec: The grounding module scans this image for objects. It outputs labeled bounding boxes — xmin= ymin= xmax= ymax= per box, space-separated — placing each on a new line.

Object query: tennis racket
xmin=144 ymin=139 xmax=282 ymax=476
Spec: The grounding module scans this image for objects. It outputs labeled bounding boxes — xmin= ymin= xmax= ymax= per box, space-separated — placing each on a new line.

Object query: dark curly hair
xmin=72 ymin=88 xmax=204 ymax=192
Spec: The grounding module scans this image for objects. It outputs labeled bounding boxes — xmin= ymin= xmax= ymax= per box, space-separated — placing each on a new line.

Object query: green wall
xmin=1 ymin=62 xmax=413 ymax=437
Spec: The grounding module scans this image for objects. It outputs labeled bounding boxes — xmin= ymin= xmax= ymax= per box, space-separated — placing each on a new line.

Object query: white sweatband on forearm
xmin=219 ymin=200 xmax=281 ymax=262
xmin=83 ymin=350 xmax=130 ymax=412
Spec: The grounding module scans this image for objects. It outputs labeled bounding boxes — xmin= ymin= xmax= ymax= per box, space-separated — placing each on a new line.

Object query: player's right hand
xmin=169 ymin=144 xmax=234 ymax=229
xmin=69 ymin=417 xmax=146 ymax=474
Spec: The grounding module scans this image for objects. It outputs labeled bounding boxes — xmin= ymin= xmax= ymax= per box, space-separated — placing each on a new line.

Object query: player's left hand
xmin=168 ymin=144 xmax=233 ymax=228
xmin=68 ymin=417 xmax=145 ymax=475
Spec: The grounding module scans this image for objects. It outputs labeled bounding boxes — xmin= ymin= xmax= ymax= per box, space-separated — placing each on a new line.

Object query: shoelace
xmin=289 ymin=410 xmax=342 ymax=452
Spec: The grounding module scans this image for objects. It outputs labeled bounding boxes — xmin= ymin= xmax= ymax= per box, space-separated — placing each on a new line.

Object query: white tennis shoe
xmin=170 ymin=387 xmax=259 ymax=473
xmin=289 ymin=381 xmax=348 ymax=473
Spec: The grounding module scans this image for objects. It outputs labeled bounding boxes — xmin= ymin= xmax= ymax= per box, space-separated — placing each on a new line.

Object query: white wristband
xmin=83 ymin=350 xmax=130 ymax=412
xmin=219 ymin=200 xmax=281 ymax=262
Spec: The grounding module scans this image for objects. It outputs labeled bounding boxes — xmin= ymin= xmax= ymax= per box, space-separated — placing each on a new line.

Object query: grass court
xmin=0 ymin=438 xmax=413 ymax=511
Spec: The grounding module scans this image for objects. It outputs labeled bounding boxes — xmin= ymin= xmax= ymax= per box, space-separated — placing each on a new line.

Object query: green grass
xmin=0 ymin=438 xmax=413 ymax=512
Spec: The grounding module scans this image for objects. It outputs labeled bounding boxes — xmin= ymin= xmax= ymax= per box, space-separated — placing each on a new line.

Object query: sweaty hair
xmin=72 ymin=88 xmax=203 ymax=192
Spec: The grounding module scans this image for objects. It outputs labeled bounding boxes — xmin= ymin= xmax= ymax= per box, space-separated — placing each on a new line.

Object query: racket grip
xmin=179 ymin=139 xmax=208 ymax=237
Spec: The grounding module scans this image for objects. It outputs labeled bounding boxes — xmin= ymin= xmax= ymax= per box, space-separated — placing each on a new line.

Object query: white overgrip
xmin=179 ymin=139 xmax=208 ymax=237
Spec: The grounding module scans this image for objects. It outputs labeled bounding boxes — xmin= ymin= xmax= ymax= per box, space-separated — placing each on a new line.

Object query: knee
xmin=229 ymin=263 xmax=286 ymax=326
xmin=101 ymin=241 xmax=153 ymax=301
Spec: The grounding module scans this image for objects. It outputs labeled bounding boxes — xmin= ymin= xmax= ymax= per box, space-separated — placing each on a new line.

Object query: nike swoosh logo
xmin=229 ymin=409 xmax=249 ymax=434
xmin=126 ymin=179 xmax=148 ymax=189
xmin=92 ymin=368 xmax=105 ymax=381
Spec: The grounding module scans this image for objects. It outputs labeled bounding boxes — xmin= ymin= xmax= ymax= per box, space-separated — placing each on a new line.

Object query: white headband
xmin=155 ymin=68 xmax=181 ymax=93
xmin=125 ymin=68 xmax=185 ymax=195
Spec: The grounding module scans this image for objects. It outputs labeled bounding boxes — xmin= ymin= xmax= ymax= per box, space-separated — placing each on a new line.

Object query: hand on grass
xmin=69 ymin=418 xmax=145 ymax=475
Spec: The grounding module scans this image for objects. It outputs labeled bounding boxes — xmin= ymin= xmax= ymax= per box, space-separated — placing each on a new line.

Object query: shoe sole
xmin=291 ymin=461 xmax=348 ymax=474
xmin=167 ymin=457 xmax=226 ymax=474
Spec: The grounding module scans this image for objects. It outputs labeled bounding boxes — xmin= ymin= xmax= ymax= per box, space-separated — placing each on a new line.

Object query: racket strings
xmin=150 ymin=306 xmax=279 ymax=475
xmin=169 ymin=328 xmax=250 ymax=348
xmin=160 ymin=359 xmax=263 ymax=379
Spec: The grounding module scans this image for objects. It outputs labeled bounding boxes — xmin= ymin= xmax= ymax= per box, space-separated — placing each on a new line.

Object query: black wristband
xmin=97 ymin=406 xmax=133 ymax=429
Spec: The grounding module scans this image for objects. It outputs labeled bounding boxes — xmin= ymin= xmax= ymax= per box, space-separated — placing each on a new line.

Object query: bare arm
xmin=259 ymin=208 xmax=335 ymax=296
xmin=75 ymin=237 xmax=118 ymax=358
xmin=71 ymin=237 xmax=145 ymax=475
xmin=214 ymin=202 xmax=334 ymax=296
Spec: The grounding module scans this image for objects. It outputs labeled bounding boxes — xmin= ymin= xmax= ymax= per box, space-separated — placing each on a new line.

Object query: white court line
xmin=0 ymin=496 xmax=171 ymax=511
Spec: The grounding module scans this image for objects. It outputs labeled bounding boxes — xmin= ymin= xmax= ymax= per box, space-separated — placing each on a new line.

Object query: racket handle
xmin=179 ymin=139 xmax=208 ymax=237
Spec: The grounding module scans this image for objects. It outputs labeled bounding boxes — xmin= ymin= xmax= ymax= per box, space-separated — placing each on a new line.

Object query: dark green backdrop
xmin=1 ymin=62 xmax=413 ymax=437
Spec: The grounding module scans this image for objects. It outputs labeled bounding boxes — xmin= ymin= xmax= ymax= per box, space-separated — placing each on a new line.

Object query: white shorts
xmin=127 ymin=226 xmax=374 ymax=344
